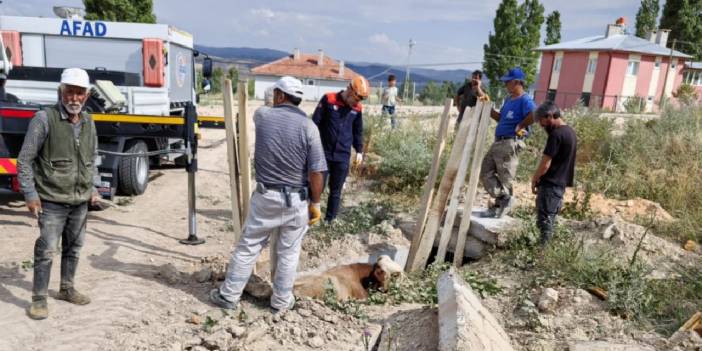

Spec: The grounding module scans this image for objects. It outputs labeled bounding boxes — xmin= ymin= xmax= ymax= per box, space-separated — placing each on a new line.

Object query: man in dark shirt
xmin=312 ymin=75 xmax=369 ymax=222
xmin=454 ymin=70 xmax=486 ymax=125
xmin=531 ymin=101 xmax=577 ymax=245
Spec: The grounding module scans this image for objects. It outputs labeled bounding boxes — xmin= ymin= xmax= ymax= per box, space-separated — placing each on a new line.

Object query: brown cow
xmin=293 ymin=255 xmax=403 ymax=301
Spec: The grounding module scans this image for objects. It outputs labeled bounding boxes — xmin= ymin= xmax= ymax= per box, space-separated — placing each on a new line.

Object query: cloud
xmin=250 ymin=8 xmax=275 ymax=20
xmin=369 ymin=33 xmax=393 ymax=45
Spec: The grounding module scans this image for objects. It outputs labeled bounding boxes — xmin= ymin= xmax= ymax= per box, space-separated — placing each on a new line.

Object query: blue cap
xmin=500 ymin=67 xmax=526 ymax=82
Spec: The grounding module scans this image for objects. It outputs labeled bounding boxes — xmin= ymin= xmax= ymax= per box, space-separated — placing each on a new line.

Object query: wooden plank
xmin=237 ymin=80 xmax=252 ymax=219
xmin=435 ymin=101 xmax=484 ymax=262
xmin=407 ymin=106 xmax=474 ymax=272
xmin=223 ymin=79 xmax=242 ymax=240
xmin=453 ymin=102 xmax=493 ymax=266
xmin=405 ymin=98 xmax=452 ymax=272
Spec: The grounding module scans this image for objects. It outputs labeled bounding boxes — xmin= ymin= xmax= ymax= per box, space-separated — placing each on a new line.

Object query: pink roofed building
xmin=534 ymin=21 xmax=693 ymax=112
xmin=682 ymin=62 xmax=702 ymax=100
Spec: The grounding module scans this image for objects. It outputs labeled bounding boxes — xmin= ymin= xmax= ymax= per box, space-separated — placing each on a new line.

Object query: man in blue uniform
xmin=312 ymin=75 xmax=369 ymax=223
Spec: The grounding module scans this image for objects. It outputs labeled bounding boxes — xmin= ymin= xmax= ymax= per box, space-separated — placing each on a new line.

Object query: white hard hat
xmin=273 ymin=76 xmax=303 ymax=99
xmin=60 ymin=68 xmax=90 ymax=89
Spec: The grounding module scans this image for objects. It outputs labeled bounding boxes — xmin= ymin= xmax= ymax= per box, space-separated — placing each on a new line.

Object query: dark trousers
xmin=323 ymin=160 xmax=350 ymax=221
xmin=33 ymin=200 xmax=88 ymax=300
xmin=536 ymin=182 xmax=565 ymax=245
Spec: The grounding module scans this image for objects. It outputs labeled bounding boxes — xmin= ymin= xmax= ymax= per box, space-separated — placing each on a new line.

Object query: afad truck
xmin=0 ymin=13 xmax=215 ymax=199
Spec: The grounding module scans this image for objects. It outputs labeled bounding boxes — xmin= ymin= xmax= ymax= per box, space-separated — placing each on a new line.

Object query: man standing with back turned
xmin=210 ymin=76 xmax=327 ymax=312
xmin=17 ymin=68 xmax=99 ymax=320
xmin=481 ymin=67 xmax=536 ymax=218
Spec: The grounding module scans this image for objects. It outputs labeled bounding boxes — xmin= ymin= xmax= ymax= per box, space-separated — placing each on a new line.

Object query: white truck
xmin=0 ymin=12 xmax=214 ymax=197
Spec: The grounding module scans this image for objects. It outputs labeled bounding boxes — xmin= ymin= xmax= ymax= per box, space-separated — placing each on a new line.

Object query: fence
xmin=532 ymin=90 xmax=660 ymax=113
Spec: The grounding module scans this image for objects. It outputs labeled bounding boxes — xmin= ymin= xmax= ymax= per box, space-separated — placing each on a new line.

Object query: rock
xmin=537 ymin=288 xmax=559 ymax=313
xmin=290 ymin=326 xmax=302 ymax=337
xmin=297 ymin=308 xmax=312 ymax=317
xmin=187 ymin=314 xmax=202 ymax=325
xmin=568 ymin=341 xmax=656 ymax=351
xmin=602 ymin=223 xmax=620 ymax=240
xmin=437 ymin=267 xmax=515 ymax=351
xmin=283 ymin=311 xmax=301 ymax=323
xmin=169 ymin=342 xmax=182 ymax=351
xmin=158 ymin=263 xmax=182 ymax=284
xmin=183 ymin=337 xmax=202 ymax=348
xmin=244 ymin=274 xmax=272 ymax=298
xmin=245 ymin=322 xmax=268 ymax=344
xmin=202 ymin=330 xmax=232 ymax=350
xmin=193 ymin=267 xmax=213 ymax=283
xmin=683 ymin=240 xmax=697 ymax=252
xmin=307 ymin=336 xmax=325 ymax=348
xmin=191 ymin=346 xmax=209 ymax=351
xmin=226 ymin=325 xmax=246 ymax=338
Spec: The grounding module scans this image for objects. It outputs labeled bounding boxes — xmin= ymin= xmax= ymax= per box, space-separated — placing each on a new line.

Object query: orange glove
xmin=308 ymin=202 xmax=322 ymax=225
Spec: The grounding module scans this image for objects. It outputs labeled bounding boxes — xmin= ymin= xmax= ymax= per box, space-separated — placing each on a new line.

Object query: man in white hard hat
xmin=17 ymin=68 xmax=100 ymax=320
xmin=210 ymin=76 xmax=327 ymax=313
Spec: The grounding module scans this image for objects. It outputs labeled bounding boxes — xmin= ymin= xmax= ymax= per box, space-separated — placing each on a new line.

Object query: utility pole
xmin=661 ymin=38 xmax=677 ymax=110
xmin=403 ymin=39 xmax=415 ymax=102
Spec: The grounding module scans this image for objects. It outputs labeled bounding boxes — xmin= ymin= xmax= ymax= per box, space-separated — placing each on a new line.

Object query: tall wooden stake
xmin=223 ymin=79 xmax=242 ymax=240
xmin=453 ymin=102 xmax=493 ymax=266
xmin=237 ymin=80 xmax=252 ymax=219
xmin=405 ymin=98 xmax=452 ymax=272
xmin=407 ymin=107 xmax=474 ymax=272
xmin=435 ymin=101 xmax=484 ymax=262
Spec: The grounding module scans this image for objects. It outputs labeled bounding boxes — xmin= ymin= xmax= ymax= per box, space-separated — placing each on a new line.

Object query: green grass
xmin=504 ymin=207 xmax=702 ymax=336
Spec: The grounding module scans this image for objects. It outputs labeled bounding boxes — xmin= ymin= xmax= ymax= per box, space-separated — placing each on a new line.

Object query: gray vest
xmin=33 ymin=105 xmax=96 ymax=204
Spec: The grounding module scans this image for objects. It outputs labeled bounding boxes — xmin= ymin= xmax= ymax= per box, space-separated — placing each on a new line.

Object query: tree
xmin=518 ymin=0 xmax=545 ymax=86
xmin=227 ymin=66 xmax=239 ymax=94
xmin=660 ymin=0 xmax=702 ymax=60
xmin=545 ymin=11 xmax=561 ymax=45
xmin=483 ymin=0 xmax=525 ymax=90
xmin=83 ymin=0 xmax=156 ymax=23
xmin=635 ymin=0 xmax=660 ymax=38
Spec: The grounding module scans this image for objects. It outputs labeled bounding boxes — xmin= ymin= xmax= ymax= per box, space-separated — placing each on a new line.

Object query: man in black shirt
xmin=454 ymin=70 xmax=486 ymax=125
xmin=531 ymin=101 xmax=577 ymax=245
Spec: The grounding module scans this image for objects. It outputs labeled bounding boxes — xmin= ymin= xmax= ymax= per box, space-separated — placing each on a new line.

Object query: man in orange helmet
xmin=312 ymin=75 xmax=369 ymax=222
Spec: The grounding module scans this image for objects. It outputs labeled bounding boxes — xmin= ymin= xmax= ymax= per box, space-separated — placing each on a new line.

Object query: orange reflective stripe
xmin=0 ymin=158 xmax=18 ymax=174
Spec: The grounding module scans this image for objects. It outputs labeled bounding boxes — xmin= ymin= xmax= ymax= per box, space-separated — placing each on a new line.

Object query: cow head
xmin=371 ymin=255 xmax=403 ymax=292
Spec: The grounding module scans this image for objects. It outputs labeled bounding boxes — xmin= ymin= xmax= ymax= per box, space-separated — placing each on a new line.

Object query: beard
xmin=545 ymin=125 xmax=556 ymax=134
xmin=62 ymin=101 xmax=83 ymax=114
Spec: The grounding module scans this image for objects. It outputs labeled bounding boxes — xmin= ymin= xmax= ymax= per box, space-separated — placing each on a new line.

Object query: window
xmin=546 ymin=89 xmax=557 ymax=102
xmin=307 ymin=79 xmax=315 ymax=86
xmin=587 ymin=58 xmax=597 ymax=74
xmin=627 ymin=61 xmax=640 ymax=75
xmin=654 ymin=59 xmax=661 ymax=69
xmin=553 ymin=57 xmax=562 ymax=73
xmin=580 ymin=92 xmax=591 ymax=107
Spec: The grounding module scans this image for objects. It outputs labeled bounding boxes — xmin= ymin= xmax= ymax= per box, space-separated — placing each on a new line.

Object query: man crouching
xmin=17 ymin=68 xmax=100 ymax=319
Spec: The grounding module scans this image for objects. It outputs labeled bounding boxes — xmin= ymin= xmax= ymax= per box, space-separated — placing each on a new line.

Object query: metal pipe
xmin=188 ymin=171 xmax=196 ymax=236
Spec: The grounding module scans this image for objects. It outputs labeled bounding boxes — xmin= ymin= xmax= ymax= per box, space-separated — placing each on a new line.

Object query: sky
xmin=0 ymin=0 xmax=644 ymax=70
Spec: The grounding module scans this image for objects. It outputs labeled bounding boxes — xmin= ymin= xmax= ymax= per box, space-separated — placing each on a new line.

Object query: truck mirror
xmin=203 ymin=57 xmax=213 ymax=79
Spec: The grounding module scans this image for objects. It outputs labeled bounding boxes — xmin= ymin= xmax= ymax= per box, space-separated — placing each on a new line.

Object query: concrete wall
xmin=253 ymin=75 xmax=348 ymax=101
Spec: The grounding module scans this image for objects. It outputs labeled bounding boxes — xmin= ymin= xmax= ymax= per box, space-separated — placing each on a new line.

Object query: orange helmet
xmin=350 ymin=76 xmax=370 ymax=99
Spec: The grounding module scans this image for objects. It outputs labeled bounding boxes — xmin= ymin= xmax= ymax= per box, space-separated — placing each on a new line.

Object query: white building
xmin=251 ymin=49 xmax=358 ymax=101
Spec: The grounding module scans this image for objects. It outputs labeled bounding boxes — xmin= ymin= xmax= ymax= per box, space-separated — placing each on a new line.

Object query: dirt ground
xmin=1 ymin=110 xmax=699 ymax=350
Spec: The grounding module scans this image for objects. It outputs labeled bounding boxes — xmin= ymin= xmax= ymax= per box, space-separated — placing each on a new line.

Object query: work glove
xmin=353 ymin=153 xmax=363 ymax=167
xmin=308 ymin=202 xmax=322 ymax=225
xmin=479 ymin=94 xmax=491 ymax=102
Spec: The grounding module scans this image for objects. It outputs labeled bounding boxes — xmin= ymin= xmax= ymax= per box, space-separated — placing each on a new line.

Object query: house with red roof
xmin=251 ymin=49 xmax=359 ymax=101
xmin=535 ymin=20 xmax=693 ymax=112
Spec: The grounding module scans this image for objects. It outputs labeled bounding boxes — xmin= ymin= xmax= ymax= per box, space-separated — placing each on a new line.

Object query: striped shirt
xmin=253 ymin=104 xmax=327 ymax=187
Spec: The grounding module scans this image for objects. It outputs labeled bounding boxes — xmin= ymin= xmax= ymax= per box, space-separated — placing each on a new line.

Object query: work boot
xmin=271 ymin=297 xmax=296 ymax=315
xmin=495 ymin=196 xmax=514 ymax=218
xmin=209 ymin=288 xmax=237 ymax=310
xmin=480 ymin=204 xmax=499 ymax=218
xmin=28 ymin=297 xmax=48 ymax=320
xmin=56 ymin=288 xmax=91 ymax=305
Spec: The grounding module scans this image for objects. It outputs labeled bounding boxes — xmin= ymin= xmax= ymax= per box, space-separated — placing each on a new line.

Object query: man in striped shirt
xmin=210 ymin=76 xmax=327 ymax=312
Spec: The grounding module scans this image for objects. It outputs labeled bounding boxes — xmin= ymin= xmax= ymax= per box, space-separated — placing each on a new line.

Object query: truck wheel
xmin=118 ymin=140 xmax=149 ymax=195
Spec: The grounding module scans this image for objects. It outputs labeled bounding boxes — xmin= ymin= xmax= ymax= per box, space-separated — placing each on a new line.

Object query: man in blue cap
xmin=480 ymin=67 xmax=536 ymax=218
